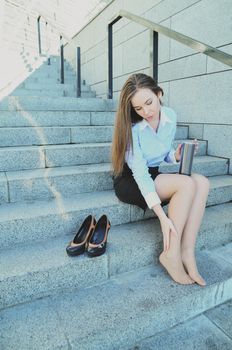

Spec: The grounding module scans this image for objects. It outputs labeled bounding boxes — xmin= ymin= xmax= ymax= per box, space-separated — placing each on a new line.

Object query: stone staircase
xmin=10 ymin=56 xmax=96 ymax=98
xmin=0 ymin=56 xmax=232 ymax=349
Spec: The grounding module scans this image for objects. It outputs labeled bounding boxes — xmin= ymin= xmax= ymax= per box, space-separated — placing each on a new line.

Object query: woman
xmin=111 ymin=73 xmax=210 ymax=286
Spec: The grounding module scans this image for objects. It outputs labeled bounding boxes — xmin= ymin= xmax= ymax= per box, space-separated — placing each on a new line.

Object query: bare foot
xmin=182 ymin=249 xmax=206 ymax=286
xmin=159 ymin=251 xmax=195 ymax=285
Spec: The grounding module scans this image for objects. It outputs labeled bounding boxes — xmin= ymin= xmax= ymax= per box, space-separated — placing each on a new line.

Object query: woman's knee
xmin=154 ymin=173 xmax=195 ymax=201
xmin=179 ymin=175 xmax=196 ymax=197
xmin=191 ymin=173 xmax=210 ymax=195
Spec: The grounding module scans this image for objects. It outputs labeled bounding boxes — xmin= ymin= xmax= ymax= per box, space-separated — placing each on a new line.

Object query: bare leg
xmin=154 ymin=174 xmax=196 ymax=285
xmin=181 ymin=174 xmax=210 ymax=286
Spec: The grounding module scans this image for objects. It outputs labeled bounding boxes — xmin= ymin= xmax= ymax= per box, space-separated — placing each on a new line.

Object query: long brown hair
xmin=111 ymin=73 xmax=163 ymax=176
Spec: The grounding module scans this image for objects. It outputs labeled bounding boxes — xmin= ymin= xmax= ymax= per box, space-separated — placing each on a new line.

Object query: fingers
xmin=166 ymin=229 xmax=170 ymax=251
xmin=163 ymin=233 xmax=167 ymax=251
xmin=162 ymin=219 xmax=178 ymax=252
xmin=175 ymin=144 xmax=182 ymax=162
xmin=163 ymin=229 xmax=170 ymax=251
xmin=169 ymin=219 xmax=178 ymax=237
xmin=171 ymin=228 xmax=178 ymax=238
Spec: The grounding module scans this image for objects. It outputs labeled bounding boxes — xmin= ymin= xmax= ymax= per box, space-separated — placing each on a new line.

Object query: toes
xmin=187 ymin=277 xmax=195 ymax=284
xmin=190 ymin=274 xmax=206 ymax=286
xmin=197 ymin=277 xmax=206 ymax=286
xmin=176 ymin=275 xmax=195 ymax=285
xmin=184 ymin=274 xmax=195 ymax=284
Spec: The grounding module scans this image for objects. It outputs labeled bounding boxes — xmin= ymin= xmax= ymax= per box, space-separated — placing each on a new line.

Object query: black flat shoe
xmin=86 ymin=215 xmax=111 ymax=257
xmin=66 ymin=215 xmax=96 ymax=256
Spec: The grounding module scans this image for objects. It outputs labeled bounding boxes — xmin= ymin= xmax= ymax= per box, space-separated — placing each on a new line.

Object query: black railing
xmin=60 ymin=36 xmax=64 ymax=84
xmin=76 ymin=47 xmax=81 ymax=97
xmin=46 ymin=22 xmax=51 ymax=65
xmin=108 ymin=16 xmax=158 ymax=99
xmin=37 ymin=16 xmax=82 ymax=96
xmin=37 ymin=16 xmax=42 ymax=55
xmin=37 ymin=15 xmax=51 ymax=65
xmin=37 ymin=16 xmax=49 ymax=63
xmin=108 ymin=16 xmax=121 ymax=99
xmin=152 ymin=31 xmax=158 ymax=83
xmin=107 ymin=10 xmax=232 ymax=99
xmin=37 ymin=16 xmax=65 ymax=84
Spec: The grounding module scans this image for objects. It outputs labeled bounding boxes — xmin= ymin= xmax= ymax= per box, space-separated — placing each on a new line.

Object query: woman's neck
xmin=149 ymin=109 xmax=161 ymax=131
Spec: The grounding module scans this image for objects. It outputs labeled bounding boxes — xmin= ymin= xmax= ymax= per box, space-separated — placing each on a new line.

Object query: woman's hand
xmin=159 ymin=216 xmax=178 ymax=251
xmin=174 ymin=144 xmax=182 ymax=162
xmin=174 ymin=138 xmax=199 ymax=161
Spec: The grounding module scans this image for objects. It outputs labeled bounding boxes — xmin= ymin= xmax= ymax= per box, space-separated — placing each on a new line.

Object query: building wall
xmin=0 ymin=0 xmax=107 ymax=94
xmin=65 ymin=0 xmax=232 ymax=173
xmin=0 ymin=0 xmax=62 ymax=95
xmin=0 ymin=0 xmax=114 ymax=95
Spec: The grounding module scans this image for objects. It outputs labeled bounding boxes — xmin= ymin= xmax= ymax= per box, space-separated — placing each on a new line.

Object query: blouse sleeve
xmin=126 ymin=128 xmax=161 ymax=209
xmin=164 ymin=109 xmax=178 ymax=164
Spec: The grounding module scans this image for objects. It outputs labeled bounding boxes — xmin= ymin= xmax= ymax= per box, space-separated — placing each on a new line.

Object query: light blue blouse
xmin=125 ymin=106 xmax=177 ymax=209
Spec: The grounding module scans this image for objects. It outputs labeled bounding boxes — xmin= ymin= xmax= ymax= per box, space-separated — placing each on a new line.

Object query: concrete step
xmin=0 ymin=175 xmax=232 ymax=248
xmin=4 ymin=159 xmax=230 ymax=205
xmin=29 ymin=71 xmax=76 ymax=79
xmin=27 ymin=69 xmax=76 ymax=81
xmin=32 ymin=65 xmax=74 ymax=74
xmin=10 ymin=89 xmax=96 ymax=98
xmin=0 ymin=203 xmax=231 ymax=310
xmin=70 ymin=128 xmax=191 ymax=145
xmin=0 ymin=111 xmax=115 ymax=127
xmin=0 ymin=126 xmax=190 ymax=147
xmin=58 ymin=78 xmax=86 ymax=85
xmin=20 ymin=82 xmax=91 ymax=92
xmin=0 ymin=96 xmax=117 ymax=111
xmin=0 ymin=243 xmax=231 ymax=349
xmin=24 ymin=76 xmax=77 ymax=84
xmin=130 ymin=300 xmax=232 ymax=350
xmin=40 ymin=59 xmax=74 ymax=68
xmin=0 ymin=126 xmax=71 ymax=147
xmin=31 ymin=66 xmax=61 ymax=74
xmin=0 ymin=110 xmax=188 ymax=138
xmin=47 ymin=56 xmax=66 ymax=64
xmin=0 ymin=140 xmax=218 ymax=171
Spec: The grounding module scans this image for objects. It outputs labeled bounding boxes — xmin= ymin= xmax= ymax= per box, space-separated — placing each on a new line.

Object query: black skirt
xmin=113 ymin=163 xmax=164 ymax=211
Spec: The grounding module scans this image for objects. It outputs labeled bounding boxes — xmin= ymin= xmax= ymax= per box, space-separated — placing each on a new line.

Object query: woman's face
xmin=131 ymin=88 xmax=161 ymax=123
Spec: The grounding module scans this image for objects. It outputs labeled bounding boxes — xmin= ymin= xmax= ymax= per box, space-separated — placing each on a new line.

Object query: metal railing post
xmin=76 ymin=47 xmax=81 ymax=97
xmin=108 ymin=23 xmax=113 ymax=99
xmin=152 ymin=31 xmax=158 ymax=82
xmin=60 ymin=35 xmax=64 ymax=84
xmin=37 ymin=16 xmax=42 ymax=55
xmin=46 ymin=22 xmax=51 ymax=65
xmin=107 ymin=15 xmax=122 ymax=99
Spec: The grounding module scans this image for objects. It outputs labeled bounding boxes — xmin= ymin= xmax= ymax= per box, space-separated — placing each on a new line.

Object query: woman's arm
xmin=127 ymin=127 xmax=162 ymax=209
xmin=163 ymin=109 xmax=178 ymax=164
xmin=152 ymin=203 xmax=178 ymax=251
xmin=152 ymin=203 xmax=167 ymax=219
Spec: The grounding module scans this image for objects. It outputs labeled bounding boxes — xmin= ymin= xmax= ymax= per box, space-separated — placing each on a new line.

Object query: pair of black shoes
xmin=66 ymin=214 xmax=111 ymax=258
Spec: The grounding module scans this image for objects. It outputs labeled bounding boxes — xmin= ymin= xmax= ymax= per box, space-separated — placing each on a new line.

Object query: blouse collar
xmin=139 ymin=107 xmax=172 ymax=131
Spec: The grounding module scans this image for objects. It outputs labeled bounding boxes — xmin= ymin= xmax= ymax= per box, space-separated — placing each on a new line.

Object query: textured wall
xmin=0 ymin=0 xmax=112 ymax=93
xmin=0 ymin=0 xmax=60 ymax=93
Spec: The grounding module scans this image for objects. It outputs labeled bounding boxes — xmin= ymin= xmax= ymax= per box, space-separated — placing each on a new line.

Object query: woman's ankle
xmin=161 ymin=248 xmax=181 ymax=259
xmin=181 ymin=245 xmax=195 ymax=255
